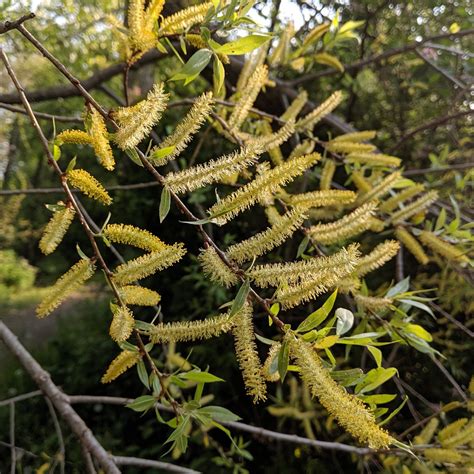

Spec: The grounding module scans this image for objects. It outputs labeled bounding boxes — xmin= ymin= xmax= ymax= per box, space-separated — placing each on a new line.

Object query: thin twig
xmin=0 ymin=102 xmax=82 ymax=123
xmin=430 ymin=356 xmax=468 ymax=402
xmin=9 ymin=402 xmax=15 ymax=474
xmin=45 ymin=397 xmax=66 ymax=474
xmin=0 ymin=13 xmax=35 ymax=34
xmin=113 ymin=456 xmax=200 ymax=473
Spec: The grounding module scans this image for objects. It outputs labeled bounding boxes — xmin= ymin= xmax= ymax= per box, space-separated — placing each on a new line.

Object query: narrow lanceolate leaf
xmin=67 ymin=169 xmax=112 ymax=205
xmin=208 ymin=153 xmax=321 ymax=225
xmin=103 ymin=223 xmax=166 ymax=251
xmin=159 ymin=186 xmax=171 ymax=223
xmin=112 ymin=243 xmax=186 ymax=285
xmin=169 ymin=48 xmax=213 ymax=84
xmin=297 ymin=289 xmax=338 ymax=333
xmin=39 ymin=206 xmax=75 ymax=255
xmin=163 ymin=145 xmax=261 ymax=194
xmin=229 ymin=279 xmax=250 ymax=317
xmin=36 ymin=259 xmax=96 ymax=318
xmin=109 ymin=305 xmax=135 ymax=342
xmin=214 ymin=34 xmax=271 ymax=55
xmin=101 ymin=350 xmax=142 ymax=383
xmin=113 ymin=83 xmax=169 ymax=150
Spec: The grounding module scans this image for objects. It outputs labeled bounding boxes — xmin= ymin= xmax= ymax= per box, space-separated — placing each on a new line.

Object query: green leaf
xmin=367 ymin=346 xmax=382 ymax=368
xmin=398 ymin=299 xmax=435 ymax=317
xmin=45 ymin=203 xmax=66 ymax=212
xmin=378 ymin=396 xmax=408 ymax=426
xmin=255 ymin=333 xmax=276 ymax=345
xmin=151 ymin=145 xmax=175 ymax=161
xmin=359 ymin=393 xmax=396 ymax=405
xmin=212 ymin=56 xmax=225 ymax=95
xmin=335 ymin=308 xmax=354 ymax=335
xmin=405 ymin=323 xmax=432 ymax=342
xmin=229 ymin=279 xmax=250 ymax=317
xmin=180 ymin=370 xmax=224 ymax=383
xmin=355 ymin=367 xmax=397 ymax=394
xmin=66 ymin=156 xmax=76 ymax=172
xmin=278 ymin=340 xmax=290 ymax=382
xmin=386 ymin=277 xmax=410 ymax=298
xmin=125 ymin=148 xmax=144 ymax=167
xmin=150 ymin=372 xmax=161 ymax=396
xmin=330 ymin=368 xmax=364 ymax=386
xmin=53 ymin=144 xmax=61 ymax=161
xmin=296 ymin=289 xmax=338 ymax=333
xmin=136 ymin=359 xmax=150 ymax=389
xmin=170 ymin=49 xmax=213 ymax=84
xmin=214 ymin=34 xmax=271 ymax=55
xmin=296 ymin=235 xmax=309 ymax=258
xmin=197 ymin=406 xmax=241 ymax=423
xmin=159 ymin=186 xmax=171 ymax=223
xmin=126 ymin=395 xmax=156 ymax=412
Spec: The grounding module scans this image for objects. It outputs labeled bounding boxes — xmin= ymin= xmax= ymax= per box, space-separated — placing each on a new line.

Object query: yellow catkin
xmin=369 ymin=217 xmax=385 ymax=232
xmin=308 ymin=202 xmax=377 ymax=245
xmin=289 ymin=189 xmax=356 ymax=208
xmin=357 ymin=172 xmax=401 ymax=204
xmin=333 ymin=131 xmax=377 ymax=143
xmin=89 ymin=108 xmax=115 ymax=170
xmin=227 ymin=207 xmax=308 ymax=264
xmin=320 ymin=160 xmax=336 ymax=190
xmin=198 ymin=246 xmax=239 ymax=288
xmin=261 ymin=343 xmax=281 ymax=382
xmin=352 ymin=170 xmax=372 ymax=193
xmin=355 ymin=294 xmax=393 ymax=311
xmin=390 ymin=191 xmax=438 ymax=224
xmin=56 ymin=130 xmax=92 ymax=146
xmin=424 ymin=448 xmax=462 ymax=463
xmin=326 ymin=142 xmax=376 ymax=155
xmin=232 ymin=303 xmax=267 ymax=403
xmin=36 ymin=259 xmax=95 ymax=318
xmin=413 ymin=418 xmax=439 ymax=445
xmin=163 ymin=145 xmax=260 ymax=194
xmin=420 ymin=231 xmax=469 ymax=264
xmin=257 ymin=121 xmax=283 ymax=165
xmin=281 ymin=90 xmax=308 ymax=122
xmin=395 ymin=227 xmax=429 ymax=265
xmin=268 ymin=22 xmax=294 ymax=66
xmin=265 ymin=205 xmax=282 ymax=226
xmin=289 ymin=139 xmax=315 ymax=159
xmin=144 ymin=0 xmax=165 ymax=31
xmin=296 ymin=91 xmax=343 ymax=131
xmin=346 ymin=153 xmax=401 ymax=168
xmin=228 ymin=65 xmax=268 ymax=132
xmin=438 ymin=419 xmax=468 ymax=443
xmin=236 ymin=44 xmax=269 ymax=92
xmin=379 ymin=184 xmax=425 ymax=213
xmin=119 ymin=285 xmax=161 ymax=306
xmin=152 ymin=92 xmax=214 ymax=165
xmin=150 ymin=311 xmax=235 ymax=343
xmin=101 ymin=350 xmax=142 ymax=383
xmin=209 ymin=153 xmax=321 ymax=225
xmin=113 ymin=243 xmax=186 ymax=285
xmin=103 ymin=224 xmax=166 ymax=252
xmin=249 ymin=120 xmax=295 ymax=153
xmin=109 ymin=305 xmax=135 ymax=342
xmin=158 ymin=2 xmax=212 ymax=35
xmin=39 ymin=206 xmax=75 ymax=255
xmin=289 ymin=337 xmax=392 ymax=448
xmin=249 ymin=244 xmax=360 ymax=288
xmin=67 ymin=169 xmax=112 ymax=206
xmin=354 ymin=240 xmax=400 ymax=277
xmin=113 ymin=83 xmax=168 ymax=150
xmin=441 ymin=419 xmax=474 ymax=448
xmin=128 ymin=0 xmax=145 ymax=40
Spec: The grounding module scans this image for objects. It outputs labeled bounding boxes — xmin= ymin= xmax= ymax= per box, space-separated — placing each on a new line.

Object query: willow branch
xmin=0 ymin=12 xmax=35 ymax=34
xmin=0 ymin=102 xmax=82 ymax=123
xmin=113 ymin=456 xmax=200 ymax=474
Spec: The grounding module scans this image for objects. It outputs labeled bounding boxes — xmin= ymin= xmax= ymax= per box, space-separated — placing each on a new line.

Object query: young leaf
xmin=278 ymin=340 xmax=290 ymax=382
xmin=159 ymin=186 xmax=171 ymax=223
xmin=296 ymin=289 xmax=338 ymax=333
xmin=126 ymin=395 xmax=156 ymax=412
xmin=335 ymin=308 xmax=354 ymax=335
xmin=170 ymin=49 xmax=213 ymax=84
xmin=367 ymin=346 xmax=382 ymax=368
xmin=214 ymin=34 xmax=271 ymax=55
xmin=180 ymin=370 xmax=224 ymax=383
xmin=151 ymin=146 xmax=175 ymax=161
xmin=136 ymin=359 xmax=150 ymax=389
xmin=213 ymin=56 xmax=225 ymax=95
xmin=196 ymin=406 xmax=241 ymax=423
xmin=229 ymin=279 xmax=250 ymax=317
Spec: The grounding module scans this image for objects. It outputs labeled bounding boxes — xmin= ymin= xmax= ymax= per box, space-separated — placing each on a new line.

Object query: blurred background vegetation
xmin=0 ymin=0 xmax=472 ymax=472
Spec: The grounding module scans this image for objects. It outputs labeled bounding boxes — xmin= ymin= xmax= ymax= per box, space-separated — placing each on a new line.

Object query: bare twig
xmin=9 ymin=402 xmax=15 ymax=474
xmin=113 ymin=456 xmax=200 ymax=473
xmin=0 ymin=13 xmax=35 ymax=34
xmin=45 ymin=397 xmax=66 ymax=474
xmin=403 ymin=161 xmax=474 ymax=176
xmin=0 ymin=102 xmax=82 ymax=123
xmin=430 ymin=302 xmax=474 ymax=339
xmin=430 ymin=356 xmax=468 ymax=402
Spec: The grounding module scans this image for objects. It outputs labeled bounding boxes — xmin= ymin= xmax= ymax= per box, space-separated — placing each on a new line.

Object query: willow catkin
xmin=354 ymin=240 xmax=400 ymax=277
xmin=357 ymin=172 xmax=401 ymax=204
xmin=39 ymin=206 xmax=75 ymax=255
xmin=36 ymin=259 xmax=96 ymax=318
xmin=89 ymin=108 xmax=115 ymax=170
xmin=109 ymin=305 xmax=135 ymax=342
xmin=296 ymin=91 xmax=343 ymax=131
xmin=320 ymin=160 xmax=336 ymax=190
xmin=395 ymin=227 xmax=429 ymax=265
xmin=420 ymin=231 xmax=469 ymax=264
xmin=67 ymin=169 xmax=112 ymax=205
xmin=280 ymin=90 xmax=308 ymax=122
xmin=103 ymin=224 xmax=166 ymax=251
xmin=119 ymin=285 xmax=161 ymax=306
xmin=56 ymin=130 xmax=92 ymax=146
xmin=158 ymin=2 xmax=212 ymax=35
xmin=101 ymin=350 xmax=142 ymax=383
xmin=198 ymin=246 xmax=239 ymax=288
xmin=390 ymin=191 xmax=438 ymax=224
xmin=261 ymin=343 xmax=281 ymax=382
xmin=289 ymin=189 xmax=356 ymax=209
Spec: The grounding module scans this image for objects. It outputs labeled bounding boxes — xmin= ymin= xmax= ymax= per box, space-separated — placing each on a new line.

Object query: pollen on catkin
xmin=150 ymin=311 xmax=235 ymax=343
xmin=326 ymin=141 xmax=376 ymax=155
xmin=249 ymin=120 xmax=295 ymax=153
xmin=289 ymin=337 xmax=393 ymax=448
xmin=151 ymin=92 xmax=214 ymax=165
xmin=56 ymin=129 xmax=92 ymax=146
xmin=39 ymin=206 xmax=75 ymax=255
xmin=119 ymin=285 xmax=161 ymax=306
xmin=36 ymin=259 xmax=96 ymax=318
xmin=101 ymin=349 xmax=142 ymax=383
xmin=232 ymin=303 xmax=267 ymax=403
xmin=351 ymin=170 xmax=371 ymax=193
xmin=438 ymin=418 xmax=468 ymax=443
xmin=109 ymin=305 xmax=135 ymax=342
xmin=89 ymin=108 xmax=115 ymax=170
xmin=198 ymin=246 xmax=239 ymax=288
xmin=113 ymin=243 xmax=186 ymax=285
xmin=424 ymin=448 xmax=462 ymax=464
xmin=332 ymin=131 xmax=377 ymax=143
xmin=395 ymin=227 xmax=429 ymax=265
xmin=308 ymin=202 xmax=377 ymax=245
xmin=354 ymin=240 xmax=400 ymax=277
xmin=296 ymin=91 xmax=343 ymax=131
xmin=357 ymin=172 xmax=401 ymax=204
xmin=289 ymin=139 xmax=315 ymax=159
xmin=208 ymin=153 xmax=321 ymax=225
xmin=103 ymin=223 xmax=166 ymax=252
xmin=346 ymin=153 xmax=401 ymax=168
xmin=419 ymin=231 xmax=469 ymax=264
xmin=67 ymin=169 xmax=112 ymax=205
xmin=355 ymin=294 xmax=393 ymax=311
xmin=158 ymin=2 xmax=212 ymax=35
xmin=280 ymin=90 xmax=308 ymax=122
xmin=144 ymin=0 xmax=165 ymax=31
xmin=379 ymin=184 xmax=425 ymax=213
xmin=288 ymin=189 xmax=356 ymax=209
xmin=390 ymin=191 xmax=438 ymax=224
xmin=440 ymin=419 xmax=474 ymax=448
xmin=113 ymin=83 xmax=168 ymax=150
xmin=320 ymin=160 xmax=336 ymax=190
xmin=163 ymin=145 xmax=261 ymax=194
xmin=413 ymin=418 xmax=439 ymax=445
xmin=228 ymin=65 xmax=268 ymax=132
xmin=227 ymin=207 xmax=308 ymax=264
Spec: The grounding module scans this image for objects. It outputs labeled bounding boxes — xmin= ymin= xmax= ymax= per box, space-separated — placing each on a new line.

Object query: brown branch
xmin=0 ymin=102 xmax=82 ymax=122
xmin=0 ymin=12 xmax=35 ymax=34
xmin=403 ymin=161 xmax=474 ymax=176
xmin=289 ymin=28 xmax=474 ymax=86
xmin=0 ymin=321 xmax=120 ymax=473
xmin=113 ymin=456 xmax=200 ymax=473
xmin=9 ymin=402 xmax=15 ymax=474
xmin=45 ymin=397 xmax=66 ymax=474
xmin=430 ymin=355 xmax=468 ymax=402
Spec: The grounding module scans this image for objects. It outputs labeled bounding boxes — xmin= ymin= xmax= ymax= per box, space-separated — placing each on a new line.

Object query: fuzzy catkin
xmin=280 ymin=90 xmax=308 ymax=122
xmin=326 ymin=141 xmax=376 ymax=155
xmin=119 ymin=285 xmax=161 ymax=306
xmin=67 ymin=169 xmax=112 ymax=206
xmin=357 ymin=172 xmax=401 ymax=204
xmin=320 ymin=160 xmax=336 ymax=190
xmin=89 ymin=108 xmax=115 ymax=170
xmin=36 ymin=259 xmax=95 ymax=318
xmin=289 ymin=337 xmax=392 ymax=448
xmin=390 ymin=191 xmax=438 ymax=224
xmin=395 ymin=227 xmax=429 ymax=265
xmin=354 ymin=240 xmax=400 ymax=277
xmin=103 ymin=224 xmax=166 ymax=252
xmin=296 ymin=91 xmax=343 ymax=131
xmin=232 ymin=303 xmax=267 ymax=403
xmin=56 ymin=129 xmax=92 ymax=146
xmin=333 ymin=131 xmax=377 ymax=143
xmin=208 ymin=153 xmax=320 ymax=225
xmin=379 ymin=184 xmax=425 ymax=213
xmin=158 ymin=2 xmax=212 ymax=35
xmin=289 ymin=189 xmax=356 ymax=209
xmin=346 ymin=153 xmax=401 ymax=168
xmin=39 ymin=207 xmax=75 ymax=255
xmin=419 ymin=231 xmax=469 ymax=264
xmin=101 ymin=350 xmax=141 ymax=383
xmin=109 ymin=305 xmax=135 ymax=342
xmin=355 ymin=294 xmax=393 ymax=311
xmin=198 ymin=246 xmax=239 ymax=288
